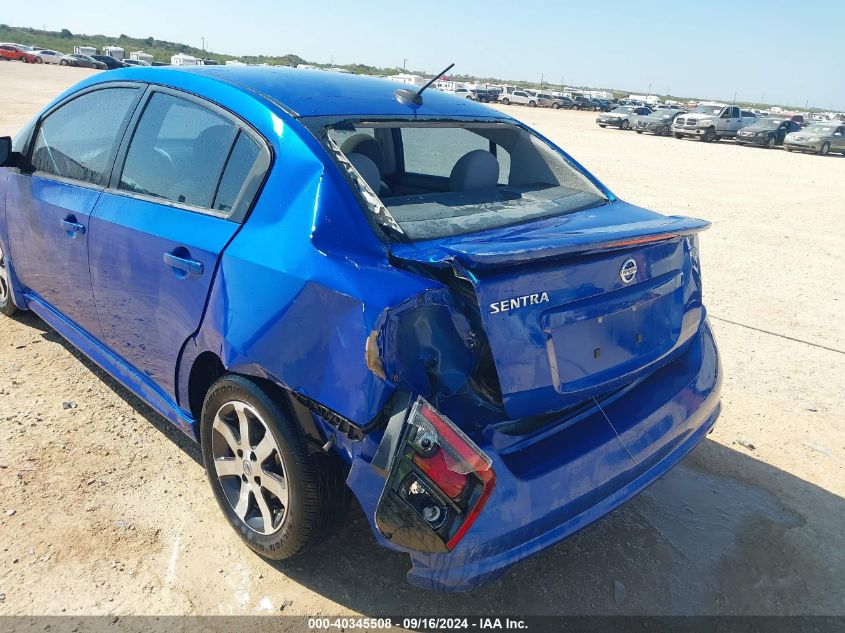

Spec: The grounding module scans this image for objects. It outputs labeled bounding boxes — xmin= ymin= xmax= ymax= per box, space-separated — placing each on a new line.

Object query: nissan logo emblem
xmin=620 ymin=258 xmax=638 ymax=283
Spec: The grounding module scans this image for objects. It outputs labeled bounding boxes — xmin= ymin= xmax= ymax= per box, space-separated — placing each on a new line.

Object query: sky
xmin=4 ymin=0 xmax=845 ymax=110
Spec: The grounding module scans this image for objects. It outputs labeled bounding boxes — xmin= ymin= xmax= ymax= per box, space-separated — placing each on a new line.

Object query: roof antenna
xmin=395 ymin=62 xmax=455 ymax=107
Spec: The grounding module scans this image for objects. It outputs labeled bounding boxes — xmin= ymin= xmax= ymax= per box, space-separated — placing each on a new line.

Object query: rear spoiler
xmin=391 ymin=212 xmax=710 ymax=270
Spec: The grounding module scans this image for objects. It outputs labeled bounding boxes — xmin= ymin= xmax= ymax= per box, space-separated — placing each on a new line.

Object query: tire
xmin=785 ymin=147 xmax=792 ymax=152
xmin=818 ymin=142 xmax=830 ymax=156
xmin=0 ymin=243 xmax=18 ymax=317
xmin=200 ymin=374 xmax=350 ymax=560
xmin=60 ymin=59 xmax=68 ymax=66
xmin=36 ymin=57 xmax=42 ymax=63
xmin=501 ymin=98 xmax=509 ymax=105
xmin=636 ymin=130 xmax=643 ymax=134
xmin=599 ymin=124 xmax=606 ymax=128
xmin=766 ymin=136 xmax=775 ymax=149
xmin=702 ymin=128 xmax=716 ymax=142
xmin=551 ymin=102 xmax=560 ymax=109
xmin=621 ymin=120 xmax=629 ymax=130
xmin=528 ymin=101 xmax=536 ymax=107
xmin=674 ymin=133 xmax=684 ymax=139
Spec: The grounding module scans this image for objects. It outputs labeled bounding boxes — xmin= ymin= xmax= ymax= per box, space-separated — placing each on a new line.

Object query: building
xmin=103 ymin=45 xmax=125 ymax=60
xmin=170 ymin=53 xmax=198 ymax=67
xmin=73 ymin=45 xmax=97 ymax=56
xmin=387 ymin=73 xmax=426 ymax=86
xmin=130 ymin=51 xmax=154 ymax=64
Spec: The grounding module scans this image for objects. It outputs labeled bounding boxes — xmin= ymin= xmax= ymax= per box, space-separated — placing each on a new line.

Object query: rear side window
xmin=119 ymin=92 xmax=237 ymax=209
xmin=30 ymin=87 xmax=139 ymax=186
xmin=213 ymin=132 xmax=263 ymax=214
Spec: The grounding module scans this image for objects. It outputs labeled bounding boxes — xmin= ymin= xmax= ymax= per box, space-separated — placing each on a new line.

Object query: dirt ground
xmin=0 ymin=62 xmax=843 ymax=616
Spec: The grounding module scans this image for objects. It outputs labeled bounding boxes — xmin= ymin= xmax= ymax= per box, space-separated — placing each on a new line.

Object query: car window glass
xmin=119 ymin=92 xmax=237 ymax=208
xmin=213 ymin=132 xmax=263 ymax=214
xmin=402 ymin=126 xmax=510 ymax=183
xmin=30 ymin=87 xmax=139 ymax=186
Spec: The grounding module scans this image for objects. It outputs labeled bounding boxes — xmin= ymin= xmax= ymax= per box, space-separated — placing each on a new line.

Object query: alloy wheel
xmin=211 ymin=401 xmax=289 ymax=535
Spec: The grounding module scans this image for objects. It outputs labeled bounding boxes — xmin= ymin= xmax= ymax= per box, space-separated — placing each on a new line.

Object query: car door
xmin=87 ymin=88 xmax=269 ymax=395
xmin=5 ymin=85 xmax=143 ymax=337
xmin=833 ymin=126 xmax=845 ymax=152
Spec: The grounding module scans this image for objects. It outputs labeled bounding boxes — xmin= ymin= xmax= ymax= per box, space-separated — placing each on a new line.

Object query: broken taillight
xmin=375 ymin=397 xmax=495 ymax=553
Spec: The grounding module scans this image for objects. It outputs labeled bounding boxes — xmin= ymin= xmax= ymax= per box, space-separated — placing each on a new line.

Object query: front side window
xmin=322 ymin=120 xmax=607 ymax=241
xmin=119 ymin=92 xmax=238 ymax=208
xmin=30 ymin=87 xmax=139 ymax=186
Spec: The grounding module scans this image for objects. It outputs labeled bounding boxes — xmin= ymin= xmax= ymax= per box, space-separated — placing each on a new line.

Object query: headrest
xmin=449 ymin=149 xmax=499 ymax=192
xmin=347 ymin=153 xmax=381 ymax=192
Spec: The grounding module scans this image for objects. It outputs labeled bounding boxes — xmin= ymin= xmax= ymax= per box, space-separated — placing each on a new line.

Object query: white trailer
xmin=171 ymin=53 xmax=198 ymax=66
xmin=103 ymin=45 xmax=125 ymax=60
xmin=73 ymin=45 xmax=97 ymax=56
xmin=130 ymin=51 xmax=153 ymax=64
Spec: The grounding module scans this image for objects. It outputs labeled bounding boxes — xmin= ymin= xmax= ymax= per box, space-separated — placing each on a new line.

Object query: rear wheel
xmin=0 ymin=244 xmax=18 ymax=317
xmin=528 ymin=100 xmax=537 ymax=107
xmin=501 ymin=97 xmax=509 ymax=105
xmin=60 ymin=59 xmax=68 ymax=66
xmin=599 ymin=124 xmax=606 ymax=128
xmin=636 ymin=130 xmax=643 ymax=134
xmin=766 ymin=136 xmax=775 ymax=149
xmin=551 ymin=102 xmax=560 ymax=109
xmin=621 ymin=120 xmax=629 ymax=130
xmin=201 ymin=375 xmax=349 ymax=559
xmin=818 ymin=142 xmax=830 ymax=156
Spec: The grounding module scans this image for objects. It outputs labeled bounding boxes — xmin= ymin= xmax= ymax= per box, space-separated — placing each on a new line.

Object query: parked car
xmin=634 ymin=109 xmax=684 ymax=135
xmin=571 ymin=95 xmax=595 ymax=110
xmin=591 ymin=98 xmax=612 ymax=112
xmin=596 ymin=105 xmax=652 ymax=130
xmin=735 ymin=118 xmax=802 ymax=148
xmin=0 ymin=44 xmax=41 ymax=64
xmin=68 ymin=54 xmax=108 ymax=70
xmin=34 ymin=49 xmax=69 ymax=65
xmin=473 ymin=88 xmax=499 ymax=104
xmin=536 ymin=92 xmax=571 ymax=109
xmin=498 ymin=89 xmax=537 ymax=106
xmin=90 ymin=54 xmax=126 ymax=70
xmin=783 ymin=122 xmax=845 ymax=155
xmin=0 ymin=66 xmax=721 ymax=592
xmin=672 ymin=104 xmax=756 ymax=142
xmin=0 ymin=44 xmax=41 ymax=63
xmin=122 ymin=58 xmax=151 ymax=67
xmin=453 ymin=87 xmax=476 ymax=100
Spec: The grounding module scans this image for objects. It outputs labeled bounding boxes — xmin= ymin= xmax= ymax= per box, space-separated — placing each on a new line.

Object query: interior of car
xmin=326 ymin=121 xmax=607 ymax=240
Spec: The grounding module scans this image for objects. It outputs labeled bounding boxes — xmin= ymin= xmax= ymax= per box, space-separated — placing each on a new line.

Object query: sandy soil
xmin=0 ymin=62 xmax=843 ymax=616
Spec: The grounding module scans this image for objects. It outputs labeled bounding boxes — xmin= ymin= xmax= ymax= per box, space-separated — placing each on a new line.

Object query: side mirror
xmin=0 ymin=137 xmax=20 ymax=168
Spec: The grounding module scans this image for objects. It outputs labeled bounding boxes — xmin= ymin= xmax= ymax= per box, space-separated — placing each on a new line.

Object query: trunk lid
xmin=391 ymin=201 xmax=709 ymax=420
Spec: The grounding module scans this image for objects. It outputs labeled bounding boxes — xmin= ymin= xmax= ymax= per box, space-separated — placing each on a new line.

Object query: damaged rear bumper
xmin=359 ymin=318 xmax=721 ymax=591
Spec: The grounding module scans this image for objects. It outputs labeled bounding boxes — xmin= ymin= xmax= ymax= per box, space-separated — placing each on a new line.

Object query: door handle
xmin=61 ymin=217 xmax=86 ymax=237
xmin=163 ymin=251 xmax=204 ymax=276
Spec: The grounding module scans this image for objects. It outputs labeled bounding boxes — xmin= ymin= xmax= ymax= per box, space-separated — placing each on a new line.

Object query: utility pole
xmin=647 ymin=83 xmax=652 ymax=97
xmin=201 ymin=36 xmax=205 ymax=52
xmin=403 ymin=58 xmax=407 ymax=71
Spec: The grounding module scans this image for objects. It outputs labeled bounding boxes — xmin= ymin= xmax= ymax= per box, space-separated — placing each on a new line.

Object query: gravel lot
xmin=0 ymin=63 xmax=843 ymax=616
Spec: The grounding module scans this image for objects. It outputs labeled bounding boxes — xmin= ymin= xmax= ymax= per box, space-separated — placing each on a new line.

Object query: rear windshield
xmin=314 ymin=120 xmax=607 ymax=241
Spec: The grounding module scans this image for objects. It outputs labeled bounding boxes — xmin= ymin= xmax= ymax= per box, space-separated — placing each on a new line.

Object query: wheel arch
xmin=182 ymin=346 xmax=334 ymax=458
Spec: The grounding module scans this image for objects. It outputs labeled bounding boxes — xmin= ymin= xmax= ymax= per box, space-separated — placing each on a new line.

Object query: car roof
xmin=172 ymin=66 xmax=508 ymax=118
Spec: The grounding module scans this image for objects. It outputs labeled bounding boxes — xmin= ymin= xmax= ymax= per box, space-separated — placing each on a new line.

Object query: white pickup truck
xmin=498 ymin=88 xmax=538 ymax=107
xmin=672 ymin=103 xmax=756 ymax=142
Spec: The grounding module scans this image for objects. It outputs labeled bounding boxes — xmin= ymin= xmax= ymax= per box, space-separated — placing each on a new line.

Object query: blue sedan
xmin=0 ymin=66 xmax=721 ymax=591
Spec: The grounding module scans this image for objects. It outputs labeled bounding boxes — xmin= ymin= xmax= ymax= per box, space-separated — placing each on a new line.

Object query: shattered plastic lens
xmin=374 ymin=397 xmax=495 ymax=552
